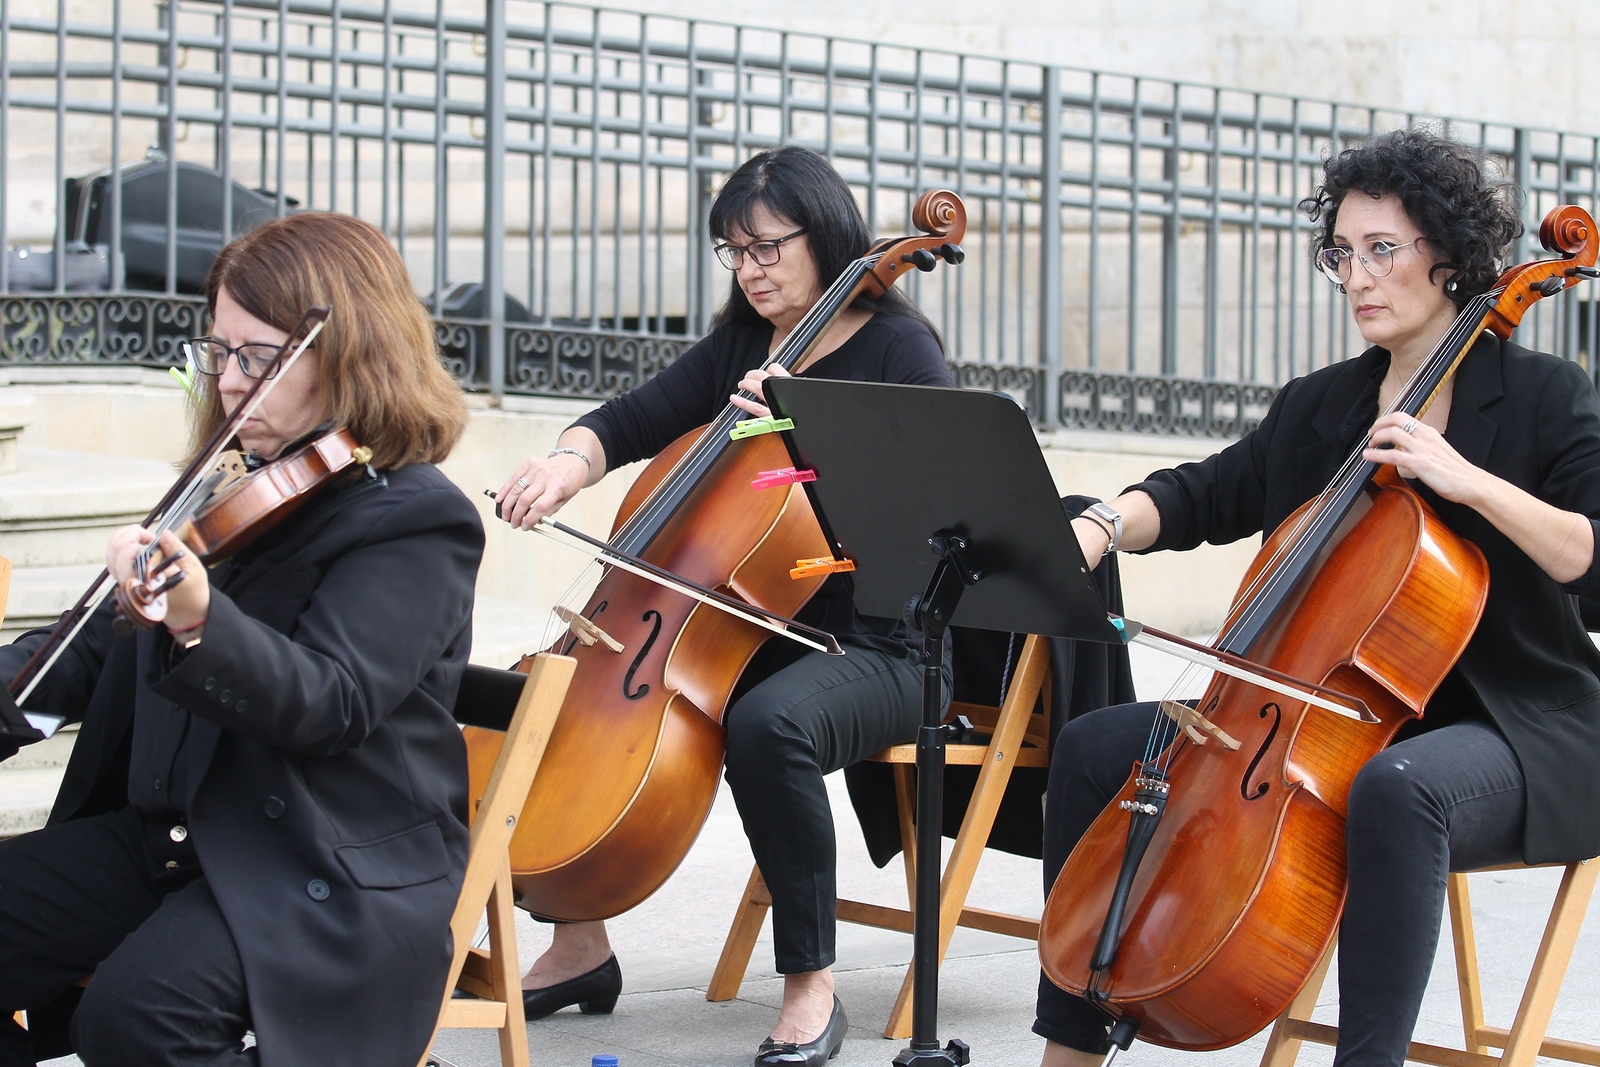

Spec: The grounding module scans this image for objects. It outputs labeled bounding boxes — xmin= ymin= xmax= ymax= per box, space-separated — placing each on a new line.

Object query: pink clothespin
xmin=751 ymin=467 xmax=818 ymax=491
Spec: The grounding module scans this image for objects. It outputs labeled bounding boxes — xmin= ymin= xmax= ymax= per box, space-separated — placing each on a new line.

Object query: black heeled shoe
xmin=754 ymin=995 xmax=847 ymax=1066
xmin=520 ymin=955 xmax=623 ymax=1020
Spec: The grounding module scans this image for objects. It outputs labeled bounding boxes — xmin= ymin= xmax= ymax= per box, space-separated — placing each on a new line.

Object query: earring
xmin=1336 ymin=284 xmax=1347 ymax=295
xmin=1446 ymin=278 xmax=1459 ymax=293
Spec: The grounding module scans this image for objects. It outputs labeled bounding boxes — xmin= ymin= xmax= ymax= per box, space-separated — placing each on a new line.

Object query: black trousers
xmin=1035 ymin=703 xmax=1525 ymax=1067
xmin=722 ymin=640 xmax=941 ymax=974
xmin=0 ymin=806 xmax=256 ymax=1067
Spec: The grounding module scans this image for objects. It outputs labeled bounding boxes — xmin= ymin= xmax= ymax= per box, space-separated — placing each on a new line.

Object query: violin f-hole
xmin=623 ymin=609 xmax=662 ymax=700
xmin=1240 ymin=703 xmax=1282 ymax=802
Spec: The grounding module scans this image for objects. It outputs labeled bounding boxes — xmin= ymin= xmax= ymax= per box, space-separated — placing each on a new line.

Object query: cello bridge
xmin=1161 ymin=698 xmax=1241 ymax=751
xmin=554 ymin=605 xmax=625 ymax=653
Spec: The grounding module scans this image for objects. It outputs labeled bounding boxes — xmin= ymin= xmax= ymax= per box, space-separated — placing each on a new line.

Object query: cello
xmin=465 ymin=190 xmax=967 ymax=920
xmin=1038 ymin=205 xmax=1600 ymax=1050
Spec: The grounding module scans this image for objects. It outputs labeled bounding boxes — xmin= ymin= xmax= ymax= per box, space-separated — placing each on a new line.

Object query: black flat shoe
xmin=520 ymin=955 xmax=622 ymax=1020
xmin=754 ymin=995 xmax=847 ymax=1066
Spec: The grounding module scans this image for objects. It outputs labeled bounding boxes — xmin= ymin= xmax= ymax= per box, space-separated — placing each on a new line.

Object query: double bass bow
xmin=466 ymin=189 xmax=968 ymax=921
xmin=1039 ymin=204 xmax=1600 ymax=1053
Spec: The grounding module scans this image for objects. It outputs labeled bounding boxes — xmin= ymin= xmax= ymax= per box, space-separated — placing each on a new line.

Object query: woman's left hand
xmin=730 ymin=363 xmax=792 ymax=419
xmin=105 ymin=526 xmax=211 ymax=633
xmin=1363 ymin=412 xmax=1488 ymax=505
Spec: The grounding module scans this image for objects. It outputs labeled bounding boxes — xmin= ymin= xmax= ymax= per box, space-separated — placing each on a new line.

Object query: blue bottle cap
xmin=592 ymin=1057 xmax=619 ymax=1067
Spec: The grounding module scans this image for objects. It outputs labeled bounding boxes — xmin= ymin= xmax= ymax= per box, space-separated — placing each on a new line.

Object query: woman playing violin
xmin=496 ymin=144 xmax=952 ymax=1065
xmin=0 ymin=213 xmax=480 ymax=1067
xmin=1038 ymin=129 xmax=1600 ymax=1067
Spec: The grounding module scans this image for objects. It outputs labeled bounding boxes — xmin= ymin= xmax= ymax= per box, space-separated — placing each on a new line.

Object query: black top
xmin=1 ymin=464 xmax=483 ymax=1067
xmin=1129 ymin=334 xmax=1600 ymax=864
xmin=572 ymin=312 xmax=953 ymax=655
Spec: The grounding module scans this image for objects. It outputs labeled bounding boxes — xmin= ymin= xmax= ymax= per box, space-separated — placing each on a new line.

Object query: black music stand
xmin=764 ymin=377 xmax=1123 ymax=1065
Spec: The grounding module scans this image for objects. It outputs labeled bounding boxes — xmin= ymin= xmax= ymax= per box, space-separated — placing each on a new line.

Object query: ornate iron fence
xmin=3 ymin=1 xmax=1597 ymax=433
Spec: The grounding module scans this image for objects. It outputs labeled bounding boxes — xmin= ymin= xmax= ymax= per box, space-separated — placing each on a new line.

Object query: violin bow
xmin=6 ymin=307 xmax=331 ymax=726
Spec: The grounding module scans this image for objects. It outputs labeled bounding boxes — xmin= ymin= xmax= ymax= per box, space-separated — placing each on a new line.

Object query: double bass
xmin=465 ymin=190 xmax=968 ymax=920
xmin=1038 ymin=205 xmax=1600 ymax=1049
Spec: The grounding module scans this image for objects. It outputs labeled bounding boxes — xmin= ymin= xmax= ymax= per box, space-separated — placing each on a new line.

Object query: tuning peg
xmin=939 ymin=242 xmax=965 ymax=264
xmin=903 ymin=248 xmax=939 ymax=272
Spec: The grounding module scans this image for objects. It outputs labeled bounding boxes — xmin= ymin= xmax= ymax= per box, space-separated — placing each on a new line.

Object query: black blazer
xmin=1135 ymin=334 xmax=1600 ymax=864
xmin=0 ymin=463 xmax=483 ymax=1067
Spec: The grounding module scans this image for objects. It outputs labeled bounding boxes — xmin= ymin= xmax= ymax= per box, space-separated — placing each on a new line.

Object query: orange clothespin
xmin=790 ymin=556 xmax=856 ymax=580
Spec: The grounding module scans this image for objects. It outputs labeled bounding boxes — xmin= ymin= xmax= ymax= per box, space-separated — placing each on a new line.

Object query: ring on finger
xmin=514 ymin=476 xmax=529 ymax=490
xmin=1401 ymin=418 xmax=1418 ymax=435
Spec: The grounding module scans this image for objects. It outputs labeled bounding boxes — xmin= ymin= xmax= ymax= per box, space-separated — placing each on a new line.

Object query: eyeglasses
xmin=1315 ymin=239 xmax=1422 ymax=284
xmin=713 ymin=228 xmax=806 ymax=270
xmin=183 ymin=338 xmax=293 ymax=380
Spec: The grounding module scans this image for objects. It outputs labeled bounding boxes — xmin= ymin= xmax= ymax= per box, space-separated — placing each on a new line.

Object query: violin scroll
xmin=863 ymin=189 xmax=968 ymax=296
xmin=1486 ymin=204 xmax=1599 ymax=339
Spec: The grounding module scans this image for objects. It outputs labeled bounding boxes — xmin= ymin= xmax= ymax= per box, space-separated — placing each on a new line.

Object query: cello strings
xmin=1210 ymin=290 xmax=1498 ymax=652
xmin=1136 ymin=288 xmax=1502 ymax=771
xmin=608 ymin=256 xmax=878 ymax=558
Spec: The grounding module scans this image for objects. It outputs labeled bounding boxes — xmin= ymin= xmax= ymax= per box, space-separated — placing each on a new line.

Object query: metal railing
xmin=3 ymin=0 xmax=1597 ymax=436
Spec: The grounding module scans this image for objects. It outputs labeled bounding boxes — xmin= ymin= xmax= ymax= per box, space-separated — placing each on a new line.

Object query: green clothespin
xmin=729 ymin=415 xmax=794 ymax=440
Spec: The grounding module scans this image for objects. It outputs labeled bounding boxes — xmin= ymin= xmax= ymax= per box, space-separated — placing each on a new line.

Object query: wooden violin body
xmin=1040 ymin=471 xmax=1486 ymax=1047
xmin=181 ymin=428 xmax=370 ymax=564
xmin=113 ymin=428 xmax=371 ymax=629
xmin=464 ymin=189 xmax=970 ymax=920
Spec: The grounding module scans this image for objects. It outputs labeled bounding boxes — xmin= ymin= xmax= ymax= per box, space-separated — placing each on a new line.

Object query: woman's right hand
xmin=496 ymin=452 xmax=589 ymax=530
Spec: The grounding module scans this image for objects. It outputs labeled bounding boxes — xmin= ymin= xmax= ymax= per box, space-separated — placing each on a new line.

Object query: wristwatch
xmin=1085 ymin=502 xmax=1124 ymax=553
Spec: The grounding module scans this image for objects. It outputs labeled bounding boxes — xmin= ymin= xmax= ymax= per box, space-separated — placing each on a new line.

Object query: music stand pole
xmin=895 ymin=536 xmax=980 ymax=1065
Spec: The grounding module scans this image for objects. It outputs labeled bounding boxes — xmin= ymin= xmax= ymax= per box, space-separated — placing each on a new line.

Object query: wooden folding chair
xmin=419 ymin=653 xmax=575 ymax=1067
xmin=1259 ymin=859 xmax=1600 ymax=1067
xmin=707 ymin=633 xmax=1052 ymax=1039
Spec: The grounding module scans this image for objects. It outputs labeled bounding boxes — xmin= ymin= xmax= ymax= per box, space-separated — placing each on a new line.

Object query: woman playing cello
xmin=0 ymin=212 xmax=481 ymax=1067
xmin=495 ymin=145 xmax=952 ymax=1065
xmin=1037 ymin=129 xmax=1600 ymax=1067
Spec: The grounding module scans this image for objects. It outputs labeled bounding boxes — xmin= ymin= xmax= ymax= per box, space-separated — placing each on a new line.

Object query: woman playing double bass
xmin=495 ymin=145 xmax=951 ymax=1065
xmin=1037 ymin=129 xmax=1600 ymax=1067
xmin=0 ymin=213 xmax=481 ymax=1067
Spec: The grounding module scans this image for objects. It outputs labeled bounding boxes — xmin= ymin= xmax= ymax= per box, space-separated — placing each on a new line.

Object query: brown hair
xmin=188 ymin=212 xmax=467 ymax=469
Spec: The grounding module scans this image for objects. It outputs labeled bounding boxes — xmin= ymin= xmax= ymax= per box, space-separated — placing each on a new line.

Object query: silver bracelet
xmin=547 ymin=446 xmax=592 ymax=474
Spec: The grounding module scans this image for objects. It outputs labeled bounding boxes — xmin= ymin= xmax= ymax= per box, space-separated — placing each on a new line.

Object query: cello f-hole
xmin=624 ymin=609 xmax=662 ymax=700
xmin=1240 ymin=702 xmax=1282 ymax=801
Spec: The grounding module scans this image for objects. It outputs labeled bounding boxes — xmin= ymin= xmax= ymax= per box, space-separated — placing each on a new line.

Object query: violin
xmin=8 ymin=306 xmax=334 ymax=723
xmin=465 ymin=190 xmax=968 ymax=921
xmin=1038 ymin=206 xmax=1600 ymax=1050
xmin=114 ymin=428 xmax=372 ymax=628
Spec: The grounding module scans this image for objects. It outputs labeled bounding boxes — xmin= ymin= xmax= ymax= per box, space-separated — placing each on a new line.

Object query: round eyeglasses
xmin=184 ymin=338 xmax=291 ymax=380
xmin=1315 ymin=239 xmax=1421 ymax=285
xmin=713 ymin=227 xmax=807 ymax=270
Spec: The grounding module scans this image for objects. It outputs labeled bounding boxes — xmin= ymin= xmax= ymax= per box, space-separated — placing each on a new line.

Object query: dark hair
xmin=191 ymin=212 xmax=467 ymax=469
xmin=709 ymin=145 xmax=941 ymax=346
xmin=1300 ymin=128 xmax=1523 ymax=308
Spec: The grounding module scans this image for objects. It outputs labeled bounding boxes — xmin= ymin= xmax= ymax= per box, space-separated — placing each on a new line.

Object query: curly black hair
xmin=708 ymin=145 xmax=941 ymax=348
xmin=1300 ymin=128 xmax=1523 ymax=308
